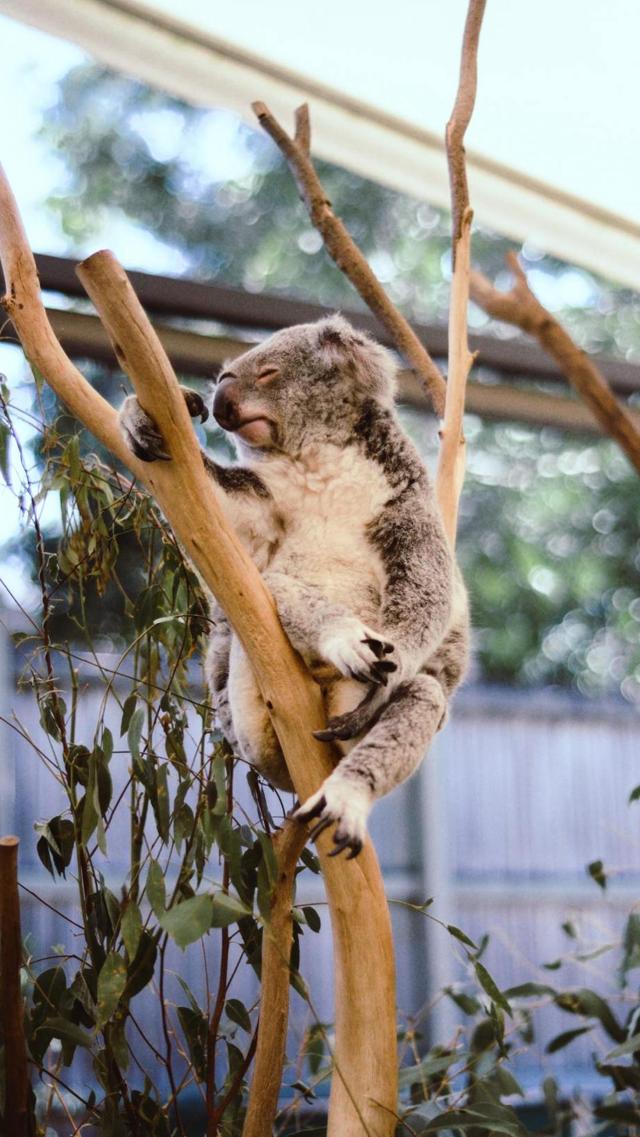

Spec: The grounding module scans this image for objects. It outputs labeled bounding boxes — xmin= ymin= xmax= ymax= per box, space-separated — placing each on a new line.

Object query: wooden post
xmin=0 ymin=836 xmax=31 ymax=1137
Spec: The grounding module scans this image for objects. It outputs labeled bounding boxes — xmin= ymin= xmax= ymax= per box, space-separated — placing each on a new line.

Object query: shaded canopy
xmin=3 ymin=0 xmax=640 ymax=290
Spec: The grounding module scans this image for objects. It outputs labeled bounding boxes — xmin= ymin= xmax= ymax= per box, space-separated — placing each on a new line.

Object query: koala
xmin=119 ymin=316 xmax=470 ymax=857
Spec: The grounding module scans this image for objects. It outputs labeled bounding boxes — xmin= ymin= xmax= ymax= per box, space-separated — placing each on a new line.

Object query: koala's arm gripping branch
xmin=0 ymin=165 xmax=397 ymax=1137
xmin=252 ymin=101 xmax=447 ymax=417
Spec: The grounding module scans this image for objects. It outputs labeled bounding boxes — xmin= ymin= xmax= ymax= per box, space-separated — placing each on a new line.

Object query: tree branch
xmin=242 ymin=819 xmax=307 ymax=1137
xmin=470 ymin=252 xmax=640 ymax=475
xmin=252 ymin=100 xmax=447 ymax=417
xmin=435 ymin=0 xmax=486 ymax=547
xmin=0 ymin=167 xmax=397 ymax=1137
xmin=446 ymin=0 xmax=486 ymax=254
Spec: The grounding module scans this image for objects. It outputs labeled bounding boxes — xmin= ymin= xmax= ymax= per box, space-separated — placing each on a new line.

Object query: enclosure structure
xmin=1 ymin=3 xmax=640 ymax=1133
xmin=3 ymin=621 xmax=640 ymax=1108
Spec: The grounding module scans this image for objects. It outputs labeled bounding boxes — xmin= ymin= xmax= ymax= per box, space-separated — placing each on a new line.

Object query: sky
xmin=0 ymin=17 xmax=86 ymax=609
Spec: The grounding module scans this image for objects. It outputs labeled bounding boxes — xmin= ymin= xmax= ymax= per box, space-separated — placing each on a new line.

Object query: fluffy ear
xmin=315 ymin=315 xmax=397 ymax=403
xmin=316 ymin=315 xmax=361 ymax=359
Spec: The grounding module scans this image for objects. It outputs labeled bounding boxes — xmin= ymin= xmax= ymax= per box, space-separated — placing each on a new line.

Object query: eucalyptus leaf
xmin=210 ymin=892 xmax=251 ymax=927
xmin=96 ymin=952 xmax=127 ymax=1027
xmin=127 ymin=706 xmax=145 ymax=762
xmin=120 ymin=901 xmax=143 ymax=959
xmin=159 ymin=894 xmax=213 ymax=950
xmin=146 ymin=859 xmax=166 ymax=918
xmin=474 ymin=961 xmax=512 ymax=1016
xmin=225 ymin=998 xmax=252 ymax=1033
xmin=447 ymin=923 xmax=477 ymax=949
xmin=37 ymin=1016 xmax=93 ymax=1050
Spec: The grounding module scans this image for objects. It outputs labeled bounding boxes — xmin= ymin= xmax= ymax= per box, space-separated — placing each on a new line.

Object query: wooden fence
xmin=1 ymin=619 xmax=639 ymax=1101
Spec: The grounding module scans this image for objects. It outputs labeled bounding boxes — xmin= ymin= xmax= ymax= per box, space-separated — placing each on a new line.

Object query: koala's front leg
xmin=119 ymin=389 xmax=208 ymax=462
xmin=264 ymin=571 xmax=397 ymax=688
xmin=317 ymin=490 xmax=455 ymax=742
xmin=295 ymin=673 xmax=446 ymax=857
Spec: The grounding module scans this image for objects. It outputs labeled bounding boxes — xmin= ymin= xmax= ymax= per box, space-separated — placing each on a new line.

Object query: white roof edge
xmin=3 ymin=0 xmax=640 ymax=290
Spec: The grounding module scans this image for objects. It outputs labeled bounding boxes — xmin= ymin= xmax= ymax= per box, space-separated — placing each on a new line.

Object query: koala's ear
xmin=316 ymin=316 xmax=366 ymax=364
xmin=316 ymin=315 xmax=397 ymax=404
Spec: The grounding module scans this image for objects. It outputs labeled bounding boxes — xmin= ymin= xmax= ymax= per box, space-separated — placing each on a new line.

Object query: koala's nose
xmin=213 ymin=379 xmax=241 ymax=431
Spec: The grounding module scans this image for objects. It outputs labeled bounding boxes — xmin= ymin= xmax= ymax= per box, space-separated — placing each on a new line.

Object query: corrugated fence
xmin=1 ymin=622 xmax=639 ymax=1099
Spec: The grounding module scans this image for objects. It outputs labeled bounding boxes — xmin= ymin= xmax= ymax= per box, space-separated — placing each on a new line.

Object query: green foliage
xmin=7 ymin=58 xmax=636 ymax=705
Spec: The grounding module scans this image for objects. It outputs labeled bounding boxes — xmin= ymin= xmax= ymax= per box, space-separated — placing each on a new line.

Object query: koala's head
xmin=212 ymin=316 xmax=397 ymax=456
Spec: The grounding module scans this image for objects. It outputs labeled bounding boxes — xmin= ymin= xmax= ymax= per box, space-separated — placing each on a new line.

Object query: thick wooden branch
xmin=252 ymin=100 xmax=447 ymax=417
xmin=435 ymin=0 xmax=486 ymax=546
xmin=470 ymin=253 xmax=640 ymax=475
xmin=0 ymin=166 xmax=397 ymax=1137
xmin=0 ymin=837 xmax=31 ymax=1137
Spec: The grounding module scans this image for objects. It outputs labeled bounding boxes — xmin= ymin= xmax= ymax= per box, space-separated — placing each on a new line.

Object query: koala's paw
xmin=319 ymin=617 xmax=397 ymax=687
xmin=119 ymin=395 xmax=171 ymax=463
xmin=292 ymin=774 xmax=373 ymax=859
xmin=119 ymin=388 xmax=209 ymax=463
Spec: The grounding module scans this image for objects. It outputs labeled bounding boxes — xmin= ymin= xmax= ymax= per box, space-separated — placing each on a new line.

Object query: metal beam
xmin=3 ymin=305 xmax=637 ymax=436
xmin=24 ymin=253 xmax=640 ymax=396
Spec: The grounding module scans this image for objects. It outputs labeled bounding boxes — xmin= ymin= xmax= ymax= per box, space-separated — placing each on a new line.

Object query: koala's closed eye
xmin=257 ymin=366 xmax=280 ymax=384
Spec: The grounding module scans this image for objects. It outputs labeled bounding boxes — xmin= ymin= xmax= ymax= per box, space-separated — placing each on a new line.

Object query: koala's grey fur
xmin=119 ymin=315 xmax=470 ymax=857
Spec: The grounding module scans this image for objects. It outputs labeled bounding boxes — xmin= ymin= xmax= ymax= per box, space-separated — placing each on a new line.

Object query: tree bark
xmin=241 ymin=821 xmax=307 ymax=1137
xmin=0 ymin=836 xmax=31 ymax=1137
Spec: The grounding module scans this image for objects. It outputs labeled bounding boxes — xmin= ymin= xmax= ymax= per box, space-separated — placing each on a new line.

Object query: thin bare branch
xmin=294 ymin=103 xmax=311 ymax=155
xmin=470 ymin=252 xmax=640 ymax=475
xmin=436 ymin=0 xmax=486 ymax=546
xmin=252 ymin=100 xmax=447 ymax=416
xmin=446 ymin=0 xmax=487 ymax=253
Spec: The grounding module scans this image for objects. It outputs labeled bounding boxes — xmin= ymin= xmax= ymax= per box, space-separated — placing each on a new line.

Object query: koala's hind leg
xmin=264 ymin=570 xmax=397 ymax=688
xmin=295 ymin=673 xmax=446 ymax=857
xmin=227 ymin=637 xmax=293 ymax=793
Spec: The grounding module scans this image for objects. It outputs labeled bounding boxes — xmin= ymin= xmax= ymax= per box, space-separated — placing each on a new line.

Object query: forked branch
xmin=470 ymin=253 xmax=640 ymax=475
xmin=0 ymin=167 xmax=397 ymax=1137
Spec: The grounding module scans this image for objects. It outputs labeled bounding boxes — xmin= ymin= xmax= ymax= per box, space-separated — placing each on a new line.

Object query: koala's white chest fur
xmin=250 ymin=443 xmax=391 ymax=617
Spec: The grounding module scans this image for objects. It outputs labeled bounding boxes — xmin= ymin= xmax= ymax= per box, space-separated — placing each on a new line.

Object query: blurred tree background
xmin=3 ymin=61 xmax=640 ymax=701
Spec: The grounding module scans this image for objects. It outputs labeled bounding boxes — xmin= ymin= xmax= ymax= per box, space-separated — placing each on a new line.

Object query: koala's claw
xmin=319 ymin=619 xmax=397 ymax=688
xmin=126 ymin=423 xmax=171 ymax=463
xmin=362 ymin=635 xmax=395 ymax=659
xmin=183 ymin=388 xmax=209 ymax=423
xmin=293 ymin=777 xmax=372 ymax=858
xmin=313 ymin=687 xmax=380 ymax=743
xmin=329 ymin=833 xmax=362 ymax=859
